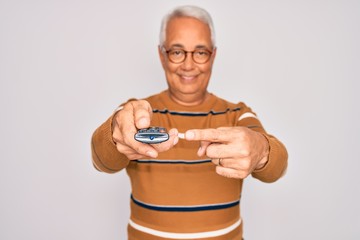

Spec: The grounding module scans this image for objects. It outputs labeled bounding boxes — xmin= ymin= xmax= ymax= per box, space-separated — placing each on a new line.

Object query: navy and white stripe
xmin=152 ymin=108 xmax=262 ymax=129
xmin=152 ymin=108 xmax=241 ymax=116
xmin=134 ymin=159 xmax=212 ymax=165
xmin=238 ymin=112 xmax=258 ymax=121
xmin=129 ymin=219 xmax=242 ymax=239
xmin=131 ymin=194 xmax=240 ymax=212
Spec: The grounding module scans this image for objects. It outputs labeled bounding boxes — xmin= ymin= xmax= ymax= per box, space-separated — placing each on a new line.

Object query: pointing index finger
xmin=185 ymin=129 xmax=227 ymax=142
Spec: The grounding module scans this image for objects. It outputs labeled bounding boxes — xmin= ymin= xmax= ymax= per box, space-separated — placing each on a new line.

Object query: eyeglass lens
xmin=167 ymin=49 xmax=211 ymax=64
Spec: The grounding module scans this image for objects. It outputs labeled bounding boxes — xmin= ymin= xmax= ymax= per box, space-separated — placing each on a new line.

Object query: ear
xmin=158 ymin=45 xmax=166 ymax=69
xmin=210 ymin=47 xmax=217 ymax=64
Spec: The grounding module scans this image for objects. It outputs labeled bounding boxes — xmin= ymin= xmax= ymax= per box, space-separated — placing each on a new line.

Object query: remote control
xmin=134 ymin=127 xmax=169 ymax=144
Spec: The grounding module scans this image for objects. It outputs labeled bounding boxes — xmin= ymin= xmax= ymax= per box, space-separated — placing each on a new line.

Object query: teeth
xmin=178 ymin=133 xmax=185 ymax=139
xmin=180 ymin=74 xmax=196 ymax=79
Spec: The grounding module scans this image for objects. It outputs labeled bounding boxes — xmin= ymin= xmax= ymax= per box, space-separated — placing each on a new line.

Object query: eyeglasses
xmin=164 ymin=48 xmax=213 ymax=64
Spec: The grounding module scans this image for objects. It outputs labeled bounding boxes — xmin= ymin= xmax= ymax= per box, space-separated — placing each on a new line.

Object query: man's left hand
xmin=185 ymin=127 xmax=270 ymax=179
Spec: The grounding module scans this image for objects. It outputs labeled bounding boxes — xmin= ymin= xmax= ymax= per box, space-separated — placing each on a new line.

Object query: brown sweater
xmin=91 ymin=90 xmax=288 ymax=240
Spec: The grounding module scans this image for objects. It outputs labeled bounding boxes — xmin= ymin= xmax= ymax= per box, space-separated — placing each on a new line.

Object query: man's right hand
xmin=112 ymin=100 xmax=179 ymax=160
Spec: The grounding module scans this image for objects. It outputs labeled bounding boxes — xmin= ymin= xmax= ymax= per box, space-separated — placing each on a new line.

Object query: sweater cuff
xmin=251 ymin=134 xmax=288 ymax=183
xmin=91 ymin=114 xmax=130 ymax=173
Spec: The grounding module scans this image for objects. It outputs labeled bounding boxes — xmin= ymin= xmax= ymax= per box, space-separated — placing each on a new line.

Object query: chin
xmin=178 ymin=86 xmax=201 ymax=94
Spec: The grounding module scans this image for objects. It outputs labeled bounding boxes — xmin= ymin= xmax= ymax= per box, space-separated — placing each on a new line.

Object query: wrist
xmin=111 ymin=105 xmax=124 ymax=134
xmin=255 ymin=133 xmax=270 ymax=170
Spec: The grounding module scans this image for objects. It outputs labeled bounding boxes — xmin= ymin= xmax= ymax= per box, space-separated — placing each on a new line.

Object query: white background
xmin=1 ymin=0 xmax=359 ymax=239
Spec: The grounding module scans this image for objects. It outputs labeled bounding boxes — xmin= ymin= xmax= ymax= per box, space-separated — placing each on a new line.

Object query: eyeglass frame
xmin=161 ymin=47 xmax=214 ymax=64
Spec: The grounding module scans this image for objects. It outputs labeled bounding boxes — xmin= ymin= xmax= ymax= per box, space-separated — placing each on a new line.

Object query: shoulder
xmin=140 ymin=91 xmax=168 ymax=109
xmin=212 ymin=94 xmax=249 ymax=111
xmin=143 ymin=91 xmax=164 ymax=102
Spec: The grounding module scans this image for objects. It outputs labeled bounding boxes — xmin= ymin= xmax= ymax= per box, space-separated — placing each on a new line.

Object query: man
xmin=91 ymin=5 xmax=288 ymax=240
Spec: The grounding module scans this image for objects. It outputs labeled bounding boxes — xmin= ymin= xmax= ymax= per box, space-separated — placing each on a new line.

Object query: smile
xmin=179 ymin=74 xmax=198 ymax=81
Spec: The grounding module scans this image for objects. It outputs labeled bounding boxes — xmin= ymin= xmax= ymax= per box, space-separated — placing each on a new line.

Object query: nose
xmin=181 ymin=52 xmax=195 ymax=70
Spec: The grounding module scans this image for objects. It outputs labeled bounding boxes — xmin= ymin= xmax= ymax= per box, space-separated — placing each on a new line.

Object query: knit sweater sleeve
xmin=91 ymin=114 xmax=130 ymax=173
xmin=251 ymin=133 xmax=288 ymax=183
xmin=234 ymin=102 xmax=288 ymax=183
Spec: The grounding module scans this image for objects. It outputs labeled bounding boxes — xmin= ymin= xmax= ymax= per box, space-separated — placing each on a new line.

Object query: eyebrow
xmin=169 ymin=44 xmax=210 ymax=49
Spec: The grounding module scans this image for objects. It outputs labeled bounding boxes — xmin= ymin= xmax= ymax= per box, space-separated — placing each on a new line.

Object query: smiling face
xmin=159 ymin=16 xmax=217 ymax=106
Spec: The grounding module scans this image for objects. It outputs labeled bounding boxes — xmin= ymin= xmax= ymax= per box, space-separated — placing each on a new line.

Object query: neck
xmin=167 ymin=90 xmax=210 ymax=106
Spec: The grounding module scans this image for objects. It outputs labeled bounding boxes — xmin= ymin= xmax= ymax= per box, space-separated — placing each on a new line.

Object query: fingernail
xmin=173 ymin=137 xmax=179 ymax=145
xmin=185 ymin=131 xmax=195 ymax=140
xmin=169 ymin=128 xmax=178 ymax=136
xmin=138 ymin=118 xmax=149 ymax=128
xmin=197 ymin=146 xmax=202 ymax=156
xmin=146 ymin=151 xmax=157 ymax=158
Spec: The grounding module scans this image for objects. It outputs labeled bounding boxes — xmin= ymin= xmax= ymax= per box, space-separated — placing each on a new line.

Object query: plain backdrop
xmin=1 ymin=0 xmax=359 ymax=239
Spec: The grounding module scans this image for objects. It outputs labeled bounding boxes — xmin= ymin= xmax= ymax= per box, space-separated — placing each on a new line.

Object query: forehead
xmin=165 ymin=17 xmax=212 ymax=49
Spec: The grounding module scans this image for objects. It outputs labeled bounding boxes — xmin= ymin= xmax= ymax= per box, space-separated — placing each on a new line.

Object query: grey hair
xmin=159 ymin=5 xmax=216 ymax=48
